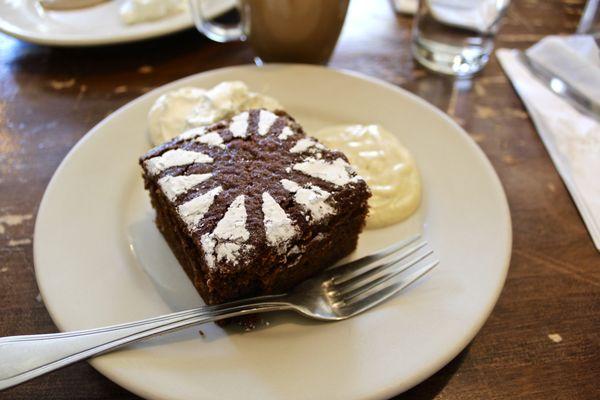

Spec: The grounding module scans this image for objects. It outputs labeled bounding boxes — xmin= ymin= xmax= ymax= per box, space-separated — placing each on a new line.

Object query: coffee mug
xmin=189 ymin=0 xmax=350 ymax=64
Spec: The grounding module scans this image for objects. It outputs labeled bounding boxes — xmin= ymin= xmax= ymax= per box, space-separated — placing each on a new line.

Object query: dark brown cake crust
xmin=140 ymin=109 xmax=370 ymax=305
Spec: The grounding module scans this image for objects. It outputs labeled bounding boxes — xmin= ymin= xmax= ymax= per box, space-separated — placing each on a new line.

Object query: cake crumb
xmin=474 ymin=83 xmax=486 ymax=97
xmin=548 ymin=333 xmax=563 ymax=343
xmin=479 ymin=75 xmax=507 ymax=85
xmin=507 ymin=108 xmax=528 ymax=119
xmin=114 ymin=85 xmax=128 ymax=94
xmin=35 ymin=293 xmax=42 ymax=303
xmin=198 ymin=329 xmax=205 ymax=337
xmin=502 ymin=154 xmax=517 ymax=165
xmin=49 ymin=79 xmax=76 ymax=90
xmin=0 ymin=267 xmax=8 ymax=273
xmin=471 ymin=133 xmax=485 ymax=143
xmin=412 ymin=70 xmax=427 ymax=79
xmin=0 ymin=213 xmax=33 ymax=235
xmin=547 ymin=183 xmax=556 ymax=193
xmin=76 ymin=84 xmax=88 ymax=103
xmin=138 ymin=65 xmax=154 ymax=74
xmin=452 ymin=117 xmax=465 ymax=126
xmin=393 ymin=76 xmax=407 ymax=86
xmin=475 ymin=105 xmax=497 ymax=118
xmin=8 ymin=238 xmax=31 ymax=246
xmin=240 ymin=318 xmax=258 ymax=332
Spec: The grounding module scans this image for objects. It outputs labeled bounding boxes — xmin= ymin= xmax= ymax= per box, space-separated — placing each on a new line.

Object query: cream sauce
xmin=313 ymin=124 xmax=421 ymax=229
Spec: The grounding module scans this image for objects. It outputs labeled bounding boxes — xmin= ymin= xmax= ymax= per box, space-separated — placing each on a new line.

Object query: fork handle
xmin=0 ymin=295 xmax=291 ymax=391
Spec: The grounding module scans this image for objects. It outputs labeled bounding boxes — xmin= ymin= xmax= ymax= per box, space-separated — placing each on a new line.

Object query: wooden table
xmin=0 ymin=0 xmax=598 ymax=398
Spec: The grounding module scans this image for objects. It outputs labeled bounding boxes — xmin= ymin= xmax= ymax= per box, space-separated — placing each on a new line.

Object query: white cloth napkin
xmin=429 ymin=0 xmax=510 ymax=33
xmin=497 ymin=35 xmax=600 ymax=251
xmin=526 ymin=36 xmax=600 ymax=101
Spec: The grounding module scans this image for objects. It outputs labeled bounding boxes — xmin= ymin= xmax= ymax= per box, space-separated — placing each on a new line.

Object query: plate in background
xmin=34 ymin=64 xmax=511 ymax=399
xmin=0 ymin=0 xmax=234 ymax=46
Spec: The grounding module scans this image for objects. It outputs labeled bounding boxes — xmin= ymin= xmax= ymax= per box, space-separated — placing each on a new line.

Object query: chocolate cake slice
xmin=140 ymin=109 xmax=370 ymax=305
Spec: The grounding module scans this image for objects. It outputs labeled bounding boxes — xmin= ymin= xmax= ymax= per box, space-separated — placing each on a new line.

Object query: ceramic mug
xmin=189 ymin=0 xmax=350 ymax=64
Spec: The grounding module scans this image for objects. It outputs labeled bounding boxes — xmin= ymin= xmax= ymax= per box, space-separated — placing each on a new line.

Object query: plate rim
xmin=0 ymin=0 xmax=231 ymax=47
xmin=33 ymin=64 xmax=512 ymax=400
xmin=0 ymin=21 xmax=194 ymax=47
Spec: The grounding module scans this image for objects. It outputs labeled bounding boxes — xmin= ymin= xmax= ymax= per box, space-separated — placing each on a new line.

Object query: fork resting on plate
xmin=0 ymin=235 xmax=437 ymax=391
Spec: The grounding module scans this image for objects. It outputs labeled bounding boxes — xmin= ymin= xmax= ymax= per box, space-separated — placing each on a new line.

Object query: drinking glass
xmin=577 ymin=0 xmax=600 ymax=35
xmin=189 ymin=0 xmax=350 ymax=64
xmin=412 ymin=0 xmax=510 ymax=76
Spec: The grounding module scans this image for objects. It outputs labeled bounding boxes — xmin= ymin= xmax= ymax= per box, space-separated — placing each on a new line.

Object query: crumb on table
xmin=138 ymin=65 xmax=154 ymax=74
xmin=548 ymin=333 xmax=563 ymax=343
xmin=49 ymin=79 xmax=76 ymax=90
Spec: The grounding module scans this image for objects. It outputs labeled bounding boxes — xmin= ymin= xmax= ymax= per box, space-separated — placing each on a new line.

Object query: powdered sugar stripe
xmin=158 ymin=173 xmax=212 ymax=201
xmin=201 ymin=195 xmax=250 ymax=268
xmin=145 ymin=149 xmax=213 ymax=176
xmin=178 ymin=126 xmax=207 ymax=141
xmin=178 ymin=186 xmax=222 ymax=229
xmin=281 ymin=179 xmax=335 ymax=222
xmin=257 ymin=110 xmax=279 ymax=136
xmin=290 ymin=138 xmax=325 ymax=153
xmin=195 ymin=131 xmax=225 ymax=147
xmin=229 ymin=111 xmax=249 ymax=138
xmin=212 ymin=195 xmax=249 ymax=242
xmin=293 ymin=157 xmax=357 ymax=186
xmin=262 ymin=192 xmax=297 ymax=248
xmin=278 ymin=126 xmax=295 ymax=140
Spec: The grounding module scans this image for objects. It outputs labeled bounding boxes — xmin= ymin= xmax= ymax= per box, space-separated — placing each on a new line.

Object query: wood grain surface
xmin=0 ymin=0 xmax=598 ymax=399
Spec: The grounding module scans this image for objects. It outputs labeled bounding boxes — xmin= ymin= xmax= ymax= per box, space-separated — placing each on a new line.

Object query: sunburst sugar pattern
xmin=141 ymin=109 xmax=366 ymax=270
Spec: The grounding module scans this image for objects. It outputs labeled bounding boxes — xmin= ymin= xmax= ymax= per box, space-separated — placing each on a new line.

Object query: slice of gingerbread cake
xmin=140 ymin=109 xmax=370 ymax=304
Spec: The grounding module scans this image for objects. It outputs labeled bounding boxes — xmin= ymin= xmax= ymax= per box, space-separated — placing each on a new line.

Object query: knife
xmin=517 ymin=50 xmax=600 ymax=122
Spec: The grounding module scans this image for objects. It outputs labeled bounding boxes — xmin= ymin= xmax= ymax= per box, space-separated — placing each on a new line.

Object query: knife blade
xmin=517 ymin=50 xmax=600 ymax=122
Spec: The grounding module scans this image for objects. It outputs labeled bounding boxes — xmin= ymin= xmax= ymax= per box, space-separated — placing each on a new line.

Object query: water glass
xmin=412 ymin=0 xmax=510 ymax=76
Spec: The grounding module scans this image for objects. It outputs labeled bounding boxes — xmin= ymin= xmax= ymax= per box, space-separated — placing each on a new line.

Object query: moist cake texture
xmin=140 ymin=109 xmax=370 ymax=304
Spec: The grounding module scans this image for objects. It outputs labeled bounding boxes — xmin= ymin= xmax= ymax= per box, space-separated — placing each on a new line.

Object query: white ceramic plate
xmin=0 ymin=0 xmax=234 ymax=46
xmin=34 ymin=65 xmax=511 ymax=400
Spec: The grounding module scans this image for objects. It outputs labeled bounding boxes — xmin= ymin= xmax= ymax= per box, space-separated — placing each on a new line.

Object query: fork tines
xmin=327 ymin=235 xmax=439 ymax=311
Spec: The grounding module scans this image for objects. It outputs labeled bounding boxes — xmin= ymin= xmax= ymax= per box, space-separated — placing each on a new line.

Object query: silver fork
xmin=0 ymin=235 xmax=438 ymax=391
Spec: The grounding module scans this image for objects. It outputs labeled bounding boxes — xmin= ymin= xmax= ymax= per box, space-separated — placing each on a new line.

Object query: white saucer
xmin=34 ymin=64 xmax=511 ymax=399
xmin=0 ymin=0 xmax=234 ymax=46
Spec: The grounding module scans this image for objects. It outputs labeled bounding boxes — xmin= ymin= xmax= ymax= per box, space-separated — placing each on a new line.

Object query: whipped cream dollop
xmin=119 ymin=0 xmax=186 ymax=25
xmin=313 ymin=124 xmax=421 ymax=229
xmin=148 ymin=81 xmax=282 ymax=146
